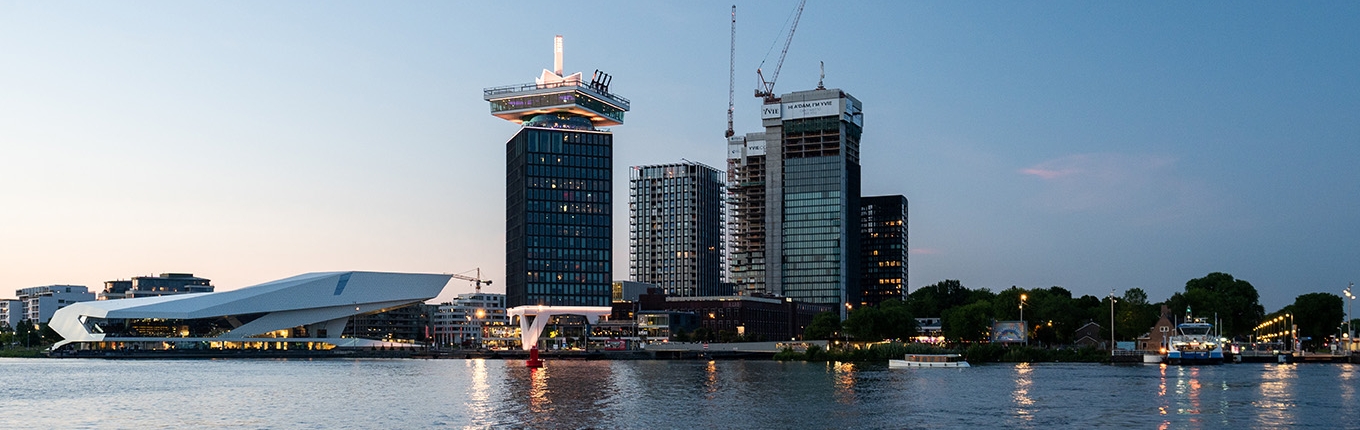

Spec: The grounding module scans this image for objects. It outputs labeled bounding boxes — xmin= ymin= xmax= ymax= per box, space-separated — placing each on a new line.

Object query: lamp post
xmin=1019 ymin=294 xmax=1027 ymax=345
xmin=1345 ymin=283 xmax=1355 ymax=351
xmin=1109 ymin=290 xmax=1118 ymax=351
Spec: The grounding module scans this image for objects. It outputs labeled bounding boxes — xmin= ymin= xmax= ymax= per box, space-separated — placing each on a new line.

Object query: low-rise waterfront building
xmin=1137 ymin=305 xmax=1176 ymax=351
xmin=1074 ymin=321 xmax=1106 ymax=349
xmin=432 ymin=292 xmax=508 ymax=348
xmin=47 ymin=271 xmax=451 ymax=353
xmin=634 ymin=289 xmax=832 ymax=342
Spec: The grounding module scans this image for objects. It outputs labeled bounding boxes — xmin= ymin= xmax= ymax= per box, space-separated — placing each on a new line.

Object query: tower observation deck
xmin=483 ymin=35 xmax=630 ymax=127
xmin=488 ymin=36 xmax=626 ymax=352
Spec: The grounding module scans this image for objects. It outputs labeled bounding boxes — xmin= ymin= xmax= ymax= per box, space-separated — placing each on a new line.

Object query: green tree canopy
xmin=803 ymin=311 xmax=841 ymax=341
xmin=1288 ymin=292 xmax=1345 ymax=349
xmin=844 ymin=299 xmax=917 ymax=341
xmin=906 ymin=280 xmax=974 ymax=317
xmin=1166 ymin=272 xmax=1265 ymax=337
xmin=943 ymin=300 xmax=993 ymax=342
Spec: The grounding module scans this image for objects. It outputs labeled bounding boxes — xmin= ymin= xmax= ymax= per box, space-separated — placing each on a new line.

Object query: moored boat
xmin=1165 ymin=318 xmax=1224 ymax=365
xmin=1143 ymin=352 xmax=1164 ymax=364
xmin=889 ymin=353 xmax=970 ymax=368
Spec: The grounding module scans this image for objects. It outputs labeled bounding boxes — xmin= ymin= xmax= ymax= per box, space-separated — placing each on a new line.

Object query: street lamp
xmin=1345 ymin=283 xmax=1355 ymax=351
xmin=1019 ymin=294 xmax=1028 ymax=345
xmin=1109 ymin=289 xmax=1118 ymax=351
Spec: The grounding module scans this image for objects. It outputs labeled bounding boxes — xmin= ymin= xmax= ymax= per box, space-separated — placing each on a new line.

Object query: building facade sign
xmin=781 ymin=99 xmax=840 ymax=121
xmin=761 ymin=103 xmax=782 ymax=120
xmin=727 ymin=144 xmax=744 ymax=159
xmin=746 ymin=140 xmax=766 ymax=156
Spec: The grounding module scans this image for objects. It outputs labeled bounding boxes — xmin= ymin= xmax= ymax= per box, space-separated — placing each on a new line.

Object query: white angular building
xmin=48 ymin=271 xmax=450 ymax=352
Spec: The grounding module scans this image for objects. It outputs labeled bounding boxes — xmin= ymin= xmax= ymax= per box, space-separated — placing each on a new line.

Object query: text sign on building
xmin=781 ymin=99 xmax=841 ymax=121
xmin=727 ymin=144 xmax=744 ymax=159
xmin=761 ymin=103 xmax=782 ymax=120
xmin=747 ymin=140 xmax=766 ymax=156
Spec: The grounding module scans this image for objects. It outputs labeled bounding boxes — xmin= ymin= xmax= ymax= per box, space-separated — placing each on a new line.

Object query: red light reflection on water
xmin=528 ymin=367 xmax=550 ymax=413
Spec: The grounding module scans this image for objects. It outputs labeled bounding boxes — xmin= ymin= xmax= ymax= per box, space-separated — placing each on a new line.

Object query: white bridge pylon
xmin=507 ymin=305 xmax=612 ymax=351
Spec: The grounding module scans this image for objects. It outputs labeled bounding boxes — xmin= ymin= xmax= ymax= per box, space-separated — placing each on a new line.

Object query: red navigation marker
xmin=526 ymin=346 xmax=544 ymax=368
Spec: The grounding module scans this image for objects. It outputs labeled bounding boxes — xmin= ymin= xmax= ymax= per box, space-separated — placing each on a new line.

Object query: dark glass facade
xmin=859 ymin=195 xmax=907 ymax=307
xmin=506 ymin=126 xmax=613 ymax=307
xmin=778 ymin=93 xmax=863 ymax=312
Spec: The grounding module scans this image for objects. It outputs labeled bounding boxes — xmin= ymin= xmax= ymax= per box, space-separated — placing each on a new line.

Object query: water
xmin=1 ymin=358 xmax=1356 ymax=429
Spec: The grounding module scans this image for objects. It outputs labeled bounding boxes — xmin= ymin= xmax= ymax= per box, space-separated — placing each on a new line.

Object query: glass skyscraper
xmin=731 ymin=87 xmax=863 ymax=317
xmin=484 ymin=36 xmax=629 ymax=308
xmin=859 ymin=195 xmax=908 ymax=307
xmin=628 ymin=161 xmax=727 ymax=297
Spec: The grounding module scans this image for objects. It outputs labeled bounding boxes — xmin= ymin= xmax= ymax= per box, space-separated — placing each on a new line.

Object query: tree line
xmin=806 ymin=272 xmax=1357 ymax=350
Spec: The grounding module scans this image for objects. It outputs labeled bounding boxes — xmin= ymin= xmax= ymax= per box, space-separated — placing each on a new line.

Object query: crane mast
xmin=755 ymin=0 xmax=807 ymax=102
xmin=726 ymin=5 xmax=737 ymax=138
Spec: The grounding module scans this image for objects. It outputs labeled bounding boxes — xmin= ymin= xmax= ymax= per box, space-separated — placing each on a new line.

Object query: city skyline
xmin=2 ymin=2 xmax=1357 ymax=311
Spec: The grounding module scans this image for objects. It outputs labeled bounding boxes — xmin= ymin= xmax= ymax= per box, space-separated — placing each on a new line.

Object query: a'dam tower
xmin=483 ymin=35 xmax=628 ymax=350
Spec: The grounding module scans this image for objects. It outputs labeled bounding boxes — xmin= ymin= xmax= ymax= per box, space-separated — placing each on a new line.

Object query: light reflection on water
xmin=0 ymin=358 xmax=1356 ymax=428
xmin=1012 ymin=363 xmax=1035 ymax=423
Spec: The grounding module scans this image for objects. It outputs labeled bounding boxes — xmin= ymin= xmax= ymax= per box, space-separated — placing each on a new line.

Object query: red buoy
xmin=526 ymin=346 xmax=544 ymax=368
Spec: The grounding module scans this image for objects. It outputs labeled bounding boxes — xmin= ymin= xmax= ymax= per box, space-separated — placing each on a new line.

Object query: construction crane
xmin=726 ymin=5 xmax=737 ymax=139
xmin=754 ymin=0 xmax=807 ymax=103
xmin=450 ymin=268 xmax=492 ymax=293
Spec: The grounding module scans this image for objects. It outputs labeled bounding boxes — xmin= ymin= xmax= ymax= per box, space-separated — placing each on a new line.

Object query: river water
xmin=1 ymin=358 xmax=1356 ymax=429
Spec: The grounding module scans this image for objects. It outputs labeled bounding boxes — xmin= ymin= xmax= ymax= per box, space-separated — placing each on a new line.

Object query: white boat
xmin=889 ymin=353 xmax=970 ymax=368
xmin=1143 ymin=352 xmax=1164 ymax=364
xmin=1165 ymin=318 xmax=1224 ymax=365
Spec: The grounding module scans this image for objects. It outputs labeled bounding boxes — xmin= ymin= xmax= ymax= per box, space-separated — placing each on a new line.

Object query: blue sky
xmin=1 ymin=1 xmax=1356 ymax=311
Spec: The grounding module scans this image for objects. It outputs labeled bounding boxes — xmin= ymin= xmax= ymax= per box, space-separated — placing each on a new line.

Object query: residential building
xmin=432 ymin=292 xmax=508 ymax=348
xmin=1074 ymin=321 xmax=1106 ymax=349
xmin=730 ymin=87 xmax=864 ymax=317
xmin=1138 ymin=305 xmax=1176 ymax=351
xmin=0 ymin=299 xmax=21 ymax=330
xmin=17 ymin=285 xmax=95 ymax=324
xmin=629 ymin=161 xmax=727 ymax=297
xmin=485 ymin=35 xmax=628 ymax=309
xmin=860 ymin=195 xmax=908 ymax=307
xmin=100 ymin=273 xmax=213 ymax=300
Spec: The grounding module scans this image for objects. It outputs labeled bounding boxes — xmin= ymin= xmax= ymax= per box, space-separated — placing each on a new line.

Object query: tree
xmin=40 ymin=324 xmax=61 ymax=345
xmin=1290 ymin=293 xmax=1345 ymax=349
xmin=803 ymin=311 xmax=841 ymax=341
xmin=906 ymin=280 xmax=973 ymax=318
xmin=1115 ymin=288 xmax=1159 ymax=342
xmin=1167 ymin=272 xmax=1265 ymax=337
xmin=844 ymin=300 xmax=918 ymax=341
xmin=943 ymin=300 xmax=994 ymax=342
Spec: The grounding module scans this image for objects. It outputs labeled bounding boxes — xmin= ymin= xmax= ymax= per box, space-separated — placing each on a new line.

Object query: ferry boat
xmin=1165 ymin=318 xmax=1224 ymax=365
xmin=889 ymin=353 xmax=970 ymax=368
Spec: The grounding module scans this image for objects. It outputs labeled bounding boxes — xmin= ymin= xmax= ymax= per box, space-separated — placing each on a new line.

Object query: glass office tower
xmin=736 ymin=88 xmax=862 ymax=317
xmin=859 ymin=195 xmax=908 ymax=307
xmin=484 ymin=36 xmax=629 ymax=308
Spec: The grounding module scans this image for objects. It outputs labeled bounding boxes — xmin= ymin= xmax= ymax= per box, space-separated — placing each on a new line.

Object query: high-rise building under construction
xmin=728 ymin=88 xmax=863 ymax=317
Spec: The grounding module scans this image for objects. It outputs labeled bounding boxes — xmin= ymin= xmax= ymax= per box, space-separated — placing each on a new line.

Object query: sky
xmin=2 ymin=1 xmax=1357 ymax=312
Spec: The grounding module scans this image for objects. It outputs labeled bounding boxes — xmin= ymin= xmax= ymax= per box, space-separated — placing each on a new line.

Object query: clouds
xmin=1019 ymin=153 xmax=1220 ymax=225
